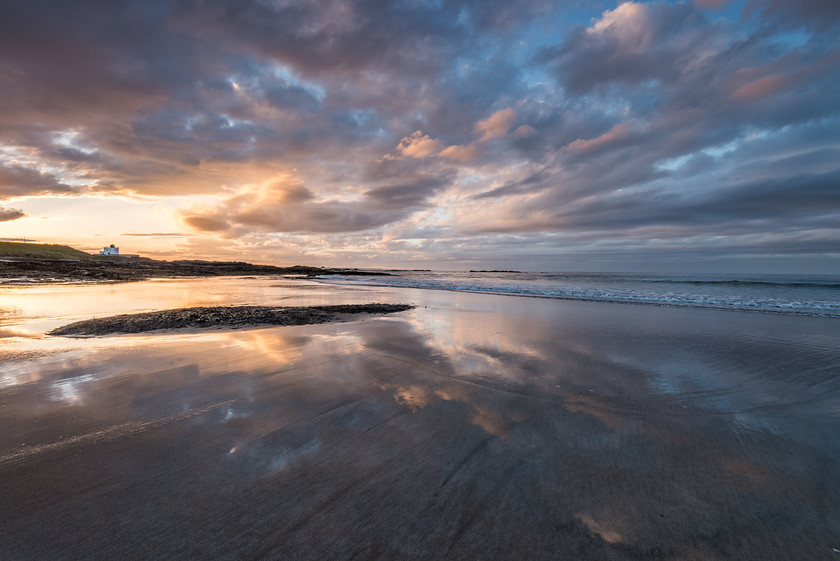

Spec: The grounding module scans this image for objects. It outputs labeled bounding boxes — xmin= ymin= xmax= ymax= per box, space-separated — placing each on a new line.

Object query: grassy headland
xmin=0 ymin=241 xmax=96 ymax=260
xmin=0 ymin=242 xmax=390 ymax=283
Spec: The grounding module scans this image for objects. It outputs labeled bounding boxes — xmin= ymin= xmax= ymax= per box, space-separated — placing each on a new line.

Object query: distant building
xmin=100 ymin=244 xmax=119 ymax=256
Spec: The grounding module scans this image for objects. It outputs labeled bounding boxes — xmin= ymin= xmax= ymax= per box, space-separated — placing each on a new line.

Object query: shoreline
xmin=3 ymin=267 xmax=837 ymax=321
xmin=0 ymin=255 xmax=391 ymax=284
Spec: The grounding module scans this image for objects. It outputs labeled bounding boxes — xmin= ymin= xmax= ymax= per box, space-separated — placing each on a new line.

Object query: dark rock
xmin=48 ymin=304 xmax=415 ymax=337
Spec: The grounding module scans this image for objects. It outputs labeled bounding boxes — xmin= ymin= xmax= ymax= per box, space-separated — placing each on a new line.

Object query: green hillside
xmin=0 ymin=242 xmax=95 ymax=259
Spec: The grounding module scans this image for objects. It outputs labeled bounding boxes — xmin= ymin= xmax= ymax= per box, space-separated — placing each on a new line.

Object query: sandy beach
xmin=1 ymin=277 xmax=839 ymax=560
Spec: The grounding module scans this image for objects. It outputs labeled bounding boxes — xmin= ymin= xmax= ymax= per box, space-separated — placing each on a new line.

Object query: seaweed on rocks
xmin=48 ymin=304 xmax=414 ymax=336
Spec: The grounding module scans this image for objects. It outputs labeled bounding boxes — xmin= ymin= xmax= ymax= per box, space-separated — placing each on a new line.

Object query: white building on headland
xmin=100 ymin=244 xmax=119 ymax=256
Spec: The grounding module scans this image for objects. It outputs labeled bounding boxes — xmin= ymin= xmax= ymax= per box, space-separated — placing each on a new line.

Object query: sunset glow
xmin=1 ymin=0 xmax=838 ymax=271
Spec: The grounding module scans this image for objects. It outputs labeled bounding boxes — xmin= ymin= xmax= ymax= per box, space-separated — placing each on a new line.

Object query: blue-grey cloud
xmin=0 ymin=163 xmax=79 ymax=198
xmin=744 ymin=0 xmax=840 ymax=31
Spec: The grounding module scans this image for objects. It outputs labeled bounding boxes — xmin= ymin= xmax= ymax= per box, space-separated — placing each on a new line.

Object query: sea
xmin=314 ymin=270 xmax=840 ymax=318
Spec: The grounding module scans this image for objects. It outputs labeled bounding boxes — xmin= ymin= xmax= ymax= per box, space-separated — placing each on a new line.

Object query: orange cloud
xmin=397 ymin=130 xmax=446 ymax=158
xmin=510 ymin=124 xmax=537 ymax=138
xmin=438 ymin=143 xmax=483 ymax=163
xmin=475 ymin=107 xmax=517 ymax=141
xmin=567 ymin=123 xmax=631 ymax=153
xmin=182 ymin=214 xmax=230 ymax=232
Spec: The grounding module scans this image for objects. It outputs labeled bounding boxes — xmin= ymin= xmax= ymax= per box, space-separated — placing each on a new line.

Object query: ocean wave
xmin=315 ymin=273 xmax=840 ymax=318
xmin=643 ymin=279 xmax=840 ymax=289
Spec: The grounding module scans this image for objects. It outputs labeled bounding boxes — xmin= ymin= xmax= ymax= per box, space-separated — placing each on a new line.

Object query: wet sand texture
xmin=47 ymin=303 xmax=414 ymax=336
xmin=2 ymin=286 xmax=840 ymax=560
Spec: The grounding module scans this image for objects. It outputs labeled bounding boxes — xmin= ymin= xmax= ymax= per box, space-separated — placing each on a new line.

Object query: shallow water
xmin=1 ymin=278 xmax=839 ymax=559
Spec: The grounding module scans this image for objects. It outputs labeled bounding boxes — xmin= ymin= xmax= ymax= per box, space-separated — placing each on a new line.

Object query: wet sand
xmin=1 ymin=279 xmax=839 ymax=559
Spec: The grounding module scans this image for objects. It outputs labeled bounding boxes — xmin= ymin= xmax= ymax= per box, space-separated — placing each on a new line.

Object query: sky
xmin=1 ymin=0 xmax=839 ymax=272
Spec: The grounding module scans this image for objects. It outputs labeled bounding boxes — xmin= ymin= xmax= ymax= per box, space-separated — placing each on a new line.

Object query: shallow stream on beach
xmin=1 ymin=277 xmax=839 ymax=559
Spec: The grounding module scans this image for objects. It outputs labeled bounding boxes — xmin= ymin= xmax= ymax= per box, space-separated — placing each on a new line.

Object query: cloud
xmin=461 ymin=127 xmax=840 ymax=239
xmin=181 ymin=171 xmax=449 ymax=235
xmin=121 ymin=232 xmax=190 ymax=237
xmin=510 ymin=125 xmax=537 ymax=139
xmin=397 ymin=131 xmax=446 ymax=159
xmin=730 ymin=74 xmax=795 ymax=101
xmin=567 ymin=124 xmax=633 ymax=154
xmin=391 ymin=107 xmax=523 ymax=163
xmin=540 ymin=2 xmax=713 ymax=95
xmin=0 ymin=163 xmax=79 ymax=199
xmin=693 ymin=0 xmax=732 ymax=9
xmin=438 ymin=144 xmax=483 ymax=163
xmin=472 ymin=171 xmax=551 ymax=200
xmin=475 ymin=108 xmax=517 ymax=141
xmin=0 ymin=206 xmax=26 ymax=222
xmin=744 ymin=0 xmax=840 ymax=31
xmin=1 ymin=0 xmax=838 ymax=270
xmin=1 ymin=0 xmax=509 ymax=200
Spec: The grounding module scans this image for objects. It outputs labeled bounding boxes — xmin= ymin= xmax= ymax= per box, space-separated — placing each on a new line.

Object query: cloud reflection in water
xmin=1 ymin=287 xmax=839 ymax=559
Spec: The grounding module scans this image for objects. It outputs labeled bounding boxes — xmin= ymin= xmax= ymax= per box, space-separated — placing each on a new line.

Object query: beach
xmin=1 ymin=276 xmax=839 ymax=560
